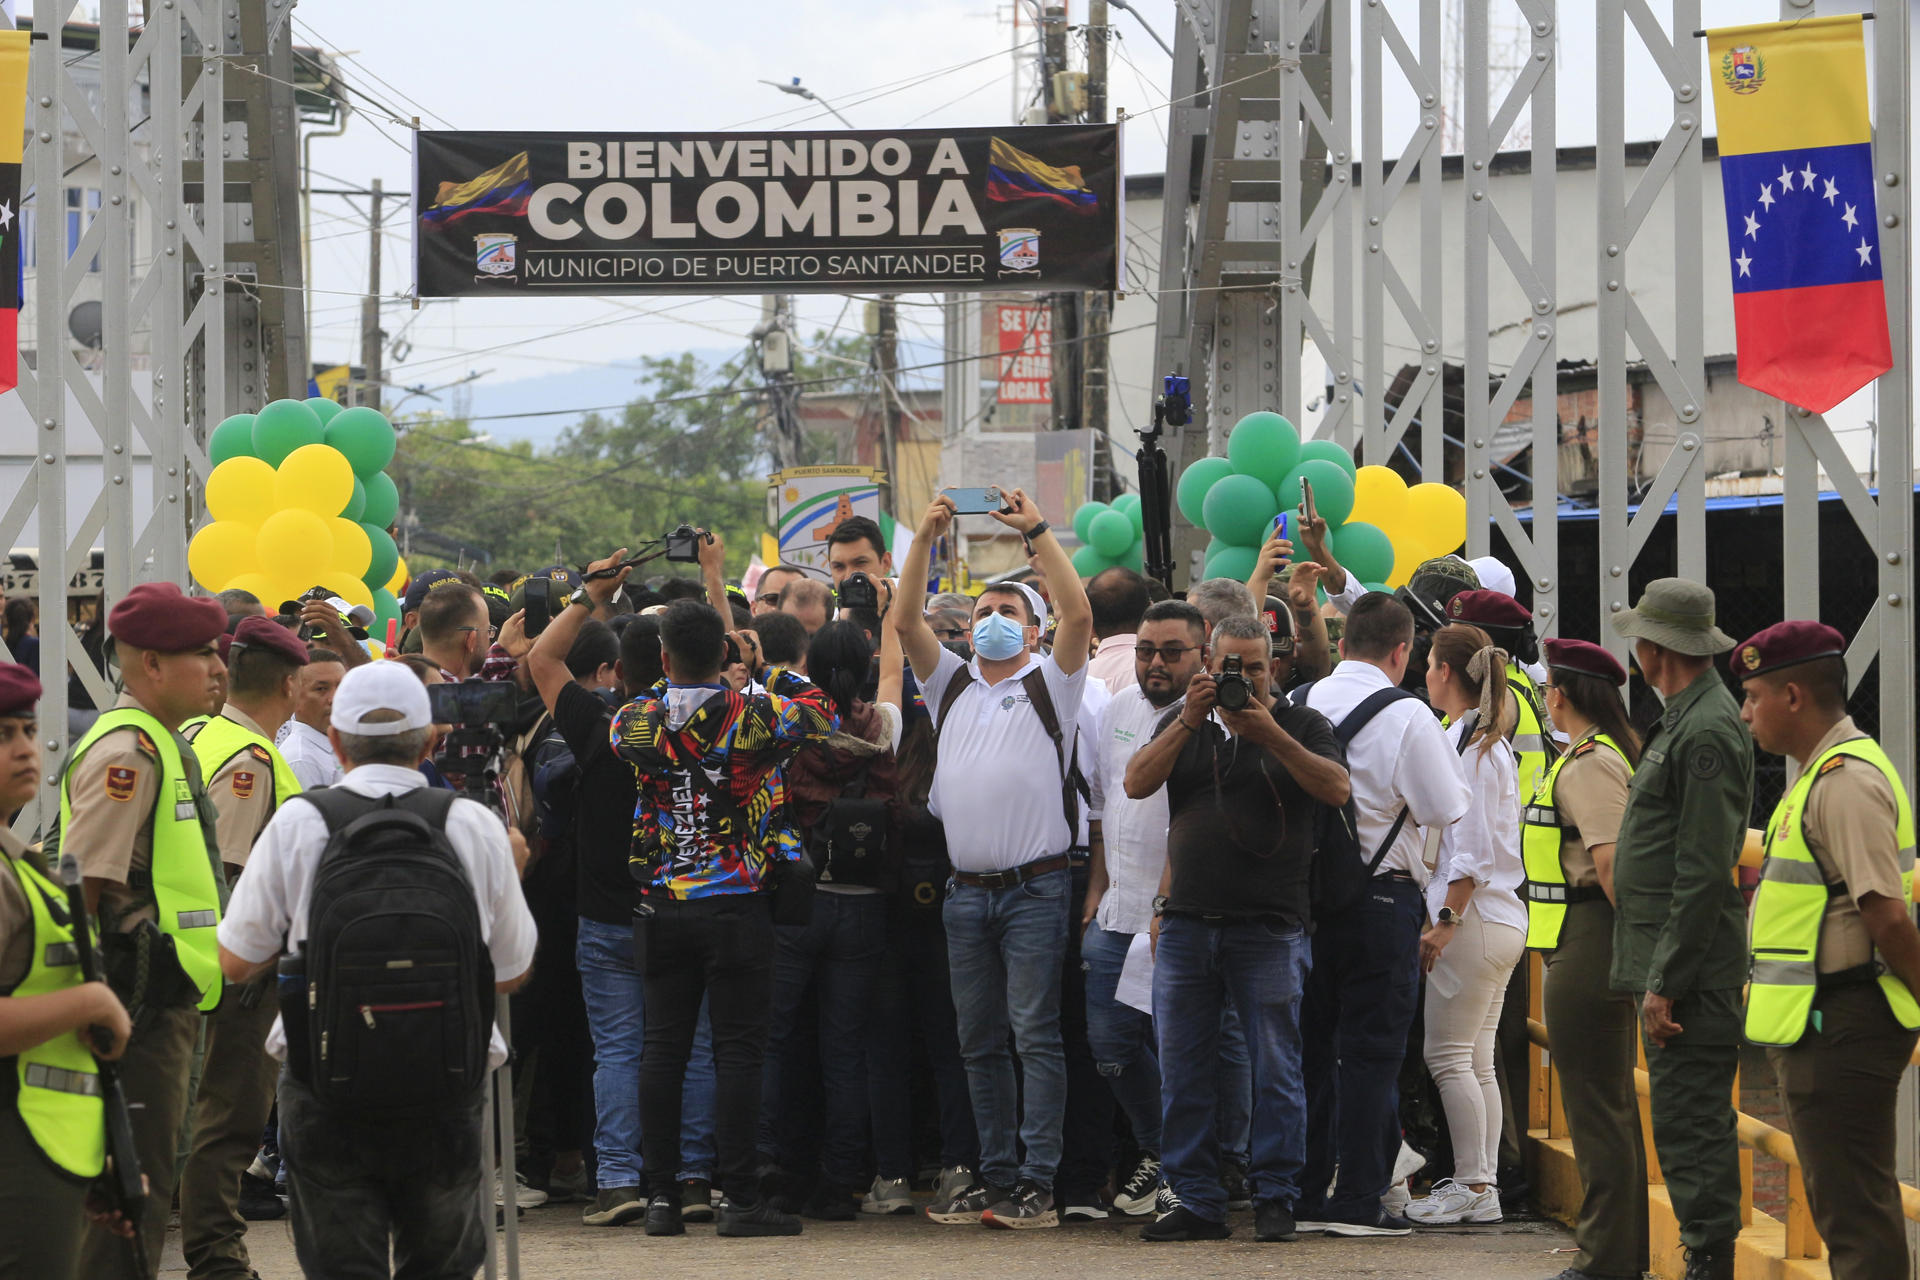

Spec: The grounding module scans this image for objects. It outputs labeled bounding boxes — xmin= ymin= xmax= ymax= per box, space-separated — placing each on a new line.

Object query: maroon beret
xmin=216 ymin=633 xmax=233 ymax=666
xmin=0 ymin=662 xmax=39 ymax=717
xmin=1447 ymin=588 xmax=1534 ymax=629
xmin=108 ymin=583 xmax=227 ymax=652
xmin=1731 ymin=620 xmax=1846 ymax=682
xmin=1544 ymin=638 xmax=1628 ymax=687
xmin=230 ymin=615 xmax=311 ymax=668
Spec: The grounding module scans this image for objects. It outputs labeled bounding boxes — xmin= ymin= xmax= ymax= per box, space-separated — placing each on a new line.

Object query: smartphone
xmin=944 ymin=485 xmax=1006 ymax=515
xmin=522 ymin=576 xmax=551 ymax=638
xmin=1272 ymin=512 xmax=1289 ymax=542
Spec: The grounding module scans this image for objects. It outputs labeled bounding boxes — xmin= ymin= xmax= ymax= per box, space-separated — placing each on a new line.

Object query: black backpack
xmin=1292 ymin=684 xmax=1421 ymax=921
xmin=284 ymin=788 xmax=494 ymax=1115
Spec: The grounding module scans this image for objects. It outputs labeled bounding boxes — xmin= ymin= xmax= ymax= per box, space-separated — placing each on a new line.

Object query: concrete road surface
xmin=165 ymin=1203 xmax=1578 ymax=1279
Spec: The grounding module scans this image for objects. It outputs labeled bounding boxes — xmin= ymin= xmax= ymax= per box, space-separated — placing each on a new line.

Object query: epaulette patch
xmin=1818 ymin=754 xmax=1848 ymax=776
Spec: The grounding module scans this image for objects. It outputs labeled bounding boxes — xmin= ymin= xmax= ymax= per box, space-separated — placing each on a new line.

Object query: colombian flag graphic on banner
xmin=1708 ymin=15 xmax=1890 ymax=413
xmin=0 ymin=31 xmax=25 ymax=396
xmin=986 ymin=137 xmax=1100 ymax=213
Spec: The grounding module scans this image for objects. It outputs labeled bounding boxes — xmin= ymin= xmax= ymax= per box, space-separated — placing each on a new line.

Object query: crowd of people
xmin=2 ymin=485 xmax=1918 ymax=1280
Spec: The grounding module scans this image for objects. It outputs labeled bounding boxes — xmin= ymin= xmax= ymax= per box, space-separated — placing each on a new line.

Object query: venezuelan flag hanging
xmin=1708 ymin=15 xmax=1890 ymax=413
xmin=0 ymin=31 xmax=26 ymax=396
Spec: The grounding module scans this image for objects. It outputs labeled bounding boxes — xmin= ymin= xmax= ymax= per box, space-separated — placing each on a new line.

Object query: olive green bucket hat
xmin=1610 ymin=577 xmax=1736 ymax=655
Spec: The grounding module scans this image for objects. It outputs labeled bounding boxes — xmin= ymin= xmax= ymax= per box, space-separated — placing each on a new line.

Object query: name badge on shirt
xmin=173 ymin=778 xmax=196 ymax=822
xmin=1643 ymin=748 xmax=1666 ymax=766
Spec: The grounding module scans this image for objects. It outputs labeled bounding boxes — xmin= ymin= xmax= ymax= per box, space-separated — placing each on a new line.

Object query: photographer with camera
xmin=611 ymin=593 xmax=836 ymax=1238
xmin=1124 ymin=614 xmax=1349 ymax=1243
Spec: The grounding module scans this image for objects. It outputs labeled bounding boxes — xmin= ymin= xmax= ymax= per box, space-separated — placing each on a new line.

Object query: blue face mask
xmin=971 ymin=612 xmax=1028 ymax=661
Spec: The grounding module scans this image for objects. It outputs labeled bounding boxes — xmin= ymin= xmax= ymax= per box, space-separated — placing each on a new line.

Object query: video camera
xmin=1214 ymin=652 xmax=1254 ymax=711
xmin=428 ymin=680 xmax=519 ymax=812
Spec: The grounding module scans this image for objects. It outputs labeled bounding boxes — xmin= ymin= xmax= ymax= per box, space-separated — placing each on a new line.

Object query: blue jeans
xmin=1217 ymin=1002 xmax=1252 ymax=1166
xmin=1154 ymin=916 xmax=1311 ymax=1221
xmin=944 ymin=867 xmax=1071 ymax=1188
xmin=761 ymin=891 xmax=885 ymax=1187
xmin=1298 ymin=877 xmax=1425 ymax=1218
xmin=1080 ymin=919 xmax=1163 ymax=1154
xmin=576 ymin=916 xmax=717 ymax=1188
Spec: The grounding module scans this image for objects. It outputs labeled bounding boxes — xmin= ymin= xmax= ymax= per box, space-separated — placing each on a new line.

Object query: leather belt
xmin=1377 ymin=870 xmax=1418 ymax=886
xmin=953 ymin=854 xmax=1071 ymax=890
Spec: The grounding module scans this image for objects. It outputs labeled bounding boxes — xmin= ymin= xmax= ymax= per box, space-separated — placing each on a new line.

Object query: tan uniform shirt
xmin=1552 ymin=727 xmax=1632 ymax=889
xmin=1791 ymin=716 xmax=1905 ymax=974
xmin=0 ymin=826 xmax=34 ymax=990
xmin=61 ymin=691 xmax=198 ymax=932
xmin=194 ymin=704 xmax=279 ymax=871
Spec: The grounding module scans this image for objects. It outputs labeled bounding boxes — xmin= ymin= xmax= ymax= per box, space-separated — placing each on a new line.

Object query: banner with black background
xmin=412 ymin=125 xmax=1121 ymax=297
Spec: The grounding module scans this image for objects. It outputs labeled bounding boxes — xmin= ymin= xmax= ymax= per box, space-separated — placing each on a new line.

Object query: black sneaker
xmin=643 ymin=1193 xmax=685 ymax=1237
xmin=715 ymin=1197 xmax=804 ymax=1237
xmin=1254 ymin=1199 xmax=1298 ymax=1242
xmin=237 ymin=1171 xmax=285 ymax=1221
xmin=582 ymin=1185 xmax=646 ymax=1227
xmin=926 ymin=1181 xmax=1005 ymax=1225
xmin=1111 ymin=1154 xmax=1162 ymax=1217
xmin=801 ymin=1180 xmax=857 ymax=1222
xmin=980 ymin=1179 xmax=1059 ymax=1230
xmin=680 ymin=1178 xmax=715 ymax=1223
xmin=1320 ymin=1204 xmax=1413 ymax=1237
xmin=1221 ymin=1160 xmax=1252 ymax=1211
xmin=1682 ymin=1240 xmax=1736 ymax=1280
xmin=1139 ymin=1205 xmax=1232 ymax=1242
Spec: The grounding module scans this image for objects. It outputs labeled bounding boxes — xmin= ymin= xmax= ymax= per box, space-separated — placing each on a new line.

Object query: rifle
xmin=56 ymin=853 xmax=150 ymax=1280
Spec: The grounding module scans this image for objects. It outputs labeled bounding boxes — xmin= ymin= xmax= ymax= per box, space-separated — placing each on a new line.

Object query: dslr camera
xmin=1213 ymin=652 xmax=1253 ymax=712
xmin=664 ymin=523 xmax=705 ymax=564
xmin=284 ymin=585 xmax=375 ymax=637
xmin=838 ymin=571 xmax=879 ymax=612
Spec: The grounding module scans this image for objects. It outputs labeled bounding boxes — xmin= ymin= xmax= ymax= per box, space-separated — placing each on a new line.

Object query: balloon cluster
xmin=188 ymin=398 xmax=410 ymax=634
xmin=1175 ymin=411 xmax=1468 ymax=590
xmin=1068 ymin=494 xmax=1146 ymax=576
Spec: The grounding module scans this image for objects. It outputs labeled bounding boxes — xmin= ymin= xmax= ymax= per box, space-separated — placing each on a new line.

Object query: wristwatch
xmin=566 ymin=587 xmax=594 ymax=611
xmin=1436 ymin=906 xmax=1462 ymax=926
xmin=1151 ymin=894 xmax=1170 ymax=918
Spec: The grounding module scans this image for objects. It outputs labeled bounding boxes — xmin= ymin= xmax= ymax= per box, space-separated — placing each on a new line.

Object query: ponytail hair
xmin=805 ymin=619 xmax=873 ymax=721
xmin=1549 ymin=668 xmax=1643 ymax=768
xmin=1429 ymin=622 xmax=1517 ymax=757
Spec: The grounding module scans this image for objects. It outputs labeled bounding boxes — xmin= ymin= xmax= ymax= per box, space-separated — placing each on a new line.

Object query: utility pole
xmin=1082 ymin=0 xmax=1113 ymax=490
xmin=1041 ymin=2 xmax=1080 ymax=431
xmin=357 ymin=177 xmax=384 ymax=410
xmin=756 ymin=293 xmax=805 ymax=468
xmin=871 ymin=297 xmax=903 ymax=520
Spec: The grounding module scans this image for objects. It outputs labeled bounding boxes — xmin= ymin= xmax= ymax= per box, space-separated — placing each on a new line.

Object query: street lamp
xmin=757 ymin=76 xmax=858 ymax=129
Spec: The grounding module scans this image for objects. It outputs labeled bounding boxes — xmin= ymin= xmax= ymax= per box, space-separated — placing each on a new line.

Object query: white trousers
xmin=1421 ymin=905 xmax=1526 ymax=1187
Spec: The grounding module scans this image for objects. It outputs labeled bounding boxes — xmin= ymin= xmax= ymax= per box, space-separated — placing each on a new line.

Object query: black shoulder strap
xmin=1020 ymin=667 xmax=1085 ymax=840
xmin=1329 ymin=686 xmax=1421 ymax=878
xmin=299 ymin=785 xmax=456 ymax=838
xmin=1289 ymin=679 xmax=1316 ymax=708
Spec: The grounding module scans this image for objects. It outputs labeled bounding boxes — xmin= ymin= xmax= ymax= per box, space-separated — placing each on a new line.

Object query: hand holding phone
xmin=944 ymin=486 xmax=1007 ymax=516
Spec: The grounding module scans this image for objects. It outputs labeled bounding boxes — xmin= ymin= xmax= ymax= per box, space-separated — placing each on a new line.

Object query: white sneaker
xmin=1404 ymin=1178 xmax=1502 ymax=1225
xmin=494 ymin=1171 xmax=548 ymax=1209
xmin=1380 ymin=1178 xmax=1411 ymax=1216
xmin=1391 ymin=1140 xmax=1427 ymax=1185
xmin=860 ymin=1176 xmax=915 ymax=1215
xmin=1111 ymin=1154 xmax=1162 ymax=1217
xmin=933 ymin=1165 xmax=974 ymax=1206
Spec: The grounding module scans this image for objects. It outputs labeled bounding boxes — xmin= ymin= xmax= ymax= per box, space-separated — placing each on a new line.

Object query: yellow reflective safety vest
xmin=59 ymin=708 xmax=225 ymax=1011
xmin=1746 ymin=735 xmax=1920 ymax=1046
xmin=1521 ymin=733 xmax=1631 ymax=951
xmin=184 ymin=713 xmax=302 ymax=819
xmin=2 ymin=849 xmax=105 ymax=1180
xmin=1508 ymin=663 xmax=1553 ymax=805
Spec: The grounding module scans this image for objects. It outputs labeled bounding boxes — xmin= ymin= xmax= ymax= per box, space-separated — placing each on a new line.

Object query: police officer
xmin=1732 ymin=621 xmax=1920 ymax=1280
xmin=52 ymin=582 xmax=227 ymax=1279
xmin=0 ymin=662 xmax=136 ymax=1280
xmin=1608 ymin=579 xmax=1752 ymax=1280
xmin=178 ymin=616 xmax=308 ymax=1280
xmin=1524 ymin=639 xmax=1648 ymax=1280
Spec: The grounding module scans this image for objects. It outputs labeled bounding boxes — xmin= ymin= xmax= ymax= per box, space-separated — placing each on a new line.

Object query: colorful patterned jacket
xmin=611 ymin=669 xmax=836 ymax=899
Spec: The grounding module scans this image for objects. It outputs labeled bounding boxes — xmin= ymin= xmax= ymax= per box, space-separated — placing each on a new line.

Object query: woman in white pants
xmin=1407 ymin=622 xmax=1529 ymax=1226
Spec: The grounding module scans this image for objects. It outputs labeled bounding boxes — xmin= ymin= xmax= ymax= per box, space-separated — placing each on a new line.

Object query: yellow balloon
xmin=223 ymin=571 xmax=278 ymax=604
xmin=205 ymin=457 xmax=278 ymax=527
xmin=329 ymin=518 xmax=373 ymax=579
xmin=1404 ymin=483 xmax=1467 ymax=556
xmin=386 ymin=554 xmax=410 ymax=598
xmin=273 ymin=444 xmax=356 ymax=518
xmin=1349 ymin=465 xmax=1409 ymax=529
xmin=187 ymin=521 xmax=259 ymax=592
xmin=255 ymin=508 xmax=335 ymax=584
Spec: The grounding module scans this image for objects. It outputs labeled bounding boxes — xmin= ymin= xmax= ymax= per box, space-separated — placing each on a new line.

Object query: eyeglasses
xmin=933 ymin=626 xmax=968 ymax=641
xmin=457 ymin=625 xmax=498 ymax=641
xmin=1134 ymin=643 xmax=1203 ymax=664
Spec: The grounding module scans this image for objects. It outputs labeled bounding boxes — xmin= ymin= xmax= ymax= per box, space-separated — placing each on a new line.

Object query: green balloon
xmin=1203 ymin=543 xmax=1261 ymax=584
xmin=251 ymin=398 xmax=326 ymax=467
xmin=1117 ymin=541 xmax=1144 ymax=573
xmin=1201 ymin=473 xmax=1280 ymax=548
xmin=1088 ymin=509 xmax=1136 ymax=558
xmin=1278 ymin=459 xmax=1357 ymax=526
xmin=1227 ymin=411 xmax=1301 ymax=489
xmin=371 ymin=586 xmax=402 ymax=636
xmin=1110 ymin=492 xmax=1145 ymax=536
xmin=361 ymin=523 xmax=399 ymax=590
xmin=304 ymin=396 xmax=346 ymax=425
xmin=1072 ymin=501 xmax=1110 ymax=544
xmin=1298 ymin=438 xmax=1358 ymax=480
xmin=325 ymin=406 xmax=399 ymax=478
xmin=1329 ymin=520 xmax=1395 ymax=584
xmin=339 ymin=477 xmax=367 ymax=522
xmin=1176 ymin=457 xmax=1235 ymax=527
xmin=361 ymin=472 xmax=400 ymax=529
xmin=1071 ymin=544 xmax=1118 ymax=578
xmin=1363 ymin=582 xmax=1391 ymax=595
xmin=209 ymin=413 xmax=258 ymax=467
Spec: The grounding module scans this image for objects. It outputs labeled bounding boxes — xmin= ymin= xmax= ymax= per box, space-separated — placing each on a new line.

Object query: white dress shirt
xmin=1429 ymin=720 xmax=1529 ymax=934
xmin=217 ymin=762 xmax=537 ymax=1067
xmin=1088 ymin=686 xmax=1182 ymax=935
xmin=924 ymin=645 xmax=1090 ymax=873
xmin=1072 ymin=678 xmax=1112 ymax=851
xmin=276 ymin=719 xmax=342 ymax=791
xmin=1304 ymin=660 xmax=1472 ymax=884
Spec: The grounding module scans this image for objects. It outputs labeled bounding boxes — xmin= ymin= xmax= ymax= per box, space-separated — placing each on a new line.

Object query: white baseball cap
xmin=1468 ymin=556 xmax=1517 ymax=599
xmin=332 ymin=661 xmax=432 ymax=736
xmin=1011 ymin=581 xmax=1050 ymax=632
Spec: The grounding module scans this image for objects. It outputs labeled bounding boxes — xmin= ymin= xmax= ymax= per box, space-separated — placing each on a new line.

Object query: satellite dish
xmin=68 ymin=301 xmax=103 ymax=350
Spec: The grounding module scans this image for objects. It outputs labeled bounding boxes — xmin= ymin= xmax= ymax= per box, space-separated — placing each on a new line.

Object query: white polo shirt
xmin=924 ymin=645 xmax=1090 ymax=873
xmin=275 ymin=718 xmax=342 ymax=791
xmin=1072 ymin=678 xmax=1112 ymax=851
xmin=1088 ymin=685 xmax=1182 ymax=935
xmin=217 ymin=762 xmax=537 ymax=1068
xmin=1303 ymin=660 xmax=1472 ymax=884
